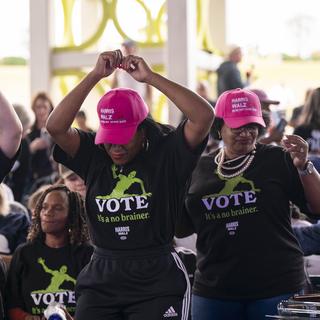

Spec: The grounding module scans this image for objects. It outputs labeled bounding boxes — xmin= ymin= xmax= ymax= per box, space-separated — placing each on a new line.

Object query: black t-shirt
xmin=182 ymin=143 xmax=309 ymax=300
xmin=53 ymin=123 xmax=205 ymax=250
xmin=0 ymin=147 xmax=19 ymax=183
xmin=5 ymin=241 xmax=93 ymax=316
xmin=4 ymin=138 xmax=31 ymax=202
xmin=26 ymin=128 xmax=53 ymax=181
xmin=294 ymin=125 xmax=320 ymax=154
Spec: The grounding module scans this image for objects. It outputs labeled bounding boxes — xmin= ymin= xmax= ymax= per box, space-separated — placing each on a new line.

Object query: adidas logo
xmin=163 ymin=306 xmax=178 ymax=318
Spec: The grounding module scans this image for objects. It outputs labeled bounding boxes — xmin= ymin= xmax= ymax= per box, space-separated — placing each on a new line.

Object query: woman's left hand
xmin=282 ymin=134 xmax=309 ymax=170
xmin=121 ymin=55 xmax=153 ymax=83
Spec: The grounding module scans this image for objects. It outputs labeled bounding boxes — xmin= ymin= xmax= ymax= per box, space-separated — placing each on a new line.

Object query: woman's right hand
xmin=29 ymin=137 xmax=50 ymax=153
xmin=92 ymin=50 xmax=123 ymax=79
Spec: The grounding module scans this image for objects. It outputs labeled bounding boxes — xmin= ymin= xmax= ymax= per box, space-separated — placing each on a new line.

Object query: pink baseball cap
xmin=95 ymin=88 xmax=149 ymax=145
xmin=215 ymin=88 xmax=266 ymax=128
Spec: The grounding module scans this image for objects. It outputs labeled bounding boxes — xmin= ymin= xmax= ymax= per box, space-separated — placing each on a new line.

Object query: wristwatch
xmin=298 ymin=160 xmax=315 ymax=176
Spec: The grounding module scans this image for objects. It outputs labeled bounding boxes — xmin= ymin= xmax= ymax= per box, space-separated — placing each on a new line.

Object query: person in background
xmin=27 ymin=185 xmax=51 ymax=218
xmin=249 ymin=88 xmax=284 ymax=145
xmin=289 ymin=88 xmax=313 ymax=129
xmin=0 ymin=184 xmax=30 ymax=256
xmin=294 ymin=88 xmax=320 ymax=156
xmin=196 ymin=81 xmax=215 ymax=107
xmin=57 ymin=164 xmax=86 ymax=199
xmin=75 ymin=110 xmax=93 ymax=133
xmin=46 ymin=49 xmax=214 ymax=319
xmin=290 ymin=203 xmax=312 ymax=228
xmin=4 ymin=104 xmax=33 ymax=202
xmin=216 ymin=45 xmax=251 ymax=97
xmin=5 ymin=184 xmax=93 ymax=319
xmin=176 ymin=88 xmax=320 ymax=319
xmin=293 ymin=223 xmax=320 ymax=256
xmin=111 ymin=39 xmax=153 ymax=112
xmin=0 ymin=91 xmax=22 ymax=183
xmin=27 ymin=92 xmax=54 ymax=184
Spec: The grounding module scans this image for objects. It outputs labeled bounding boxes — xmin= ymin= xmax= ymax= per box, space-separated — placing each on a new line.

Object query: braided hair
xmin=28 ymin=184 xmax=90 ymax=245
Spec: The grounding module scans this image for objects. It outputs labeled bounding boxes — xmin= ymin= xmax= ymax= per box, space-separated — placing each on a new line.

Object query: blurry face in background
xmin=40 ymin=190 xmax=69 ymax=236
xmin=121 ymin=44 xmax=137 ymax=56
xmin=64 ymin=173 xmax=87 ymax=198
xmin=33 ymin=98 xmax=52 ymax=127
xmin=103 ymin=129 xmax=145 ymax=166
xmin=196 ymin=82 xmax=209 ymax=100
xmin=76 ymin=115 xmax=86 ymax=128
xmin=230 ymin=48 xmax=243 ymax=64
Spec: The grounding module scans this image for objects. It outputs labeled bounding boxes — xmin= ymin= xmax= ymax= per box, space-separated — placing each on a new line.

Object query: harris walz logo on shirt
xmin=94 ymin=164 xmax=152 ymax=225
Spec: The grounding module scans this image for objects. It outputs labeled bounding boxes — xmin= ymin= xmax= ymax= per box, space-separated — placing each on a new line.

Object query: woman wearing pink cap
xmin=176 ymin=88 xmax=320 ymax=319
xmin=46 ymin=50 xmax=214 ymax=319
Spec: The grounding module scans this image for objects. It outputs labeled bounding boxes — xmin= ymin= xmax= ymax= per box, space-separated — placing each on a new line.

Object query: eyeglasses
xmin=230 ymin=124 xmax=259 ymax=135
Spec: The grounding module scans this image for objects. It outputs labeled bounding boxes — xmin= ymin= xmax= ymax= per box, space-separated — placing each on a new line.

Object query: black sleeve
xmin=0 ymin=146 xmax=20 ymax=182
xmin=175 ymin=203 xmax=195 ymax=238
xmin=167 ymin=121 xmax=208 ymax=185
xmin=4 ymin=246 xmax=26 ymax=309
xmin=293 ymin=224 xmax=320 ymax=256
xmin=53 ymin=130 xmax=97 ymax=182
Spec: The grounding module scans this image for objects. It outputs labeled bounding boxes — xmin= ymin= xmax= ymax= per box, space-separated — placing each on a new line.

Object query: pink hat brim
xmin=94 ymin=124 xmax=138 ymax=145
xmin=224 ymin=116 xmax=266 ymax=128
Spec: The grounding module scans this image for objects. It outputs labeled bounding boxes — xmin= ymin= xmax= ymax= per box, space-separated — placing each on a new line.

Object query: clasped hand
xmin=92 ymin=49 xmax=152 ymax=83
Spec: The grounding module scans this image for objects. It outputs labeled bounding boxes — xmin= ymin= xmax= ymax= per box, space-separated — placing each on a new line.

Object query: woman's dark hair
xmin=138 ymin=116 xmax=175 ymax=151
xmin=299 ymin=87 xmax=320 ymax=128
xmin=31 ymin=92 xmax=54 ymax=130
xmin=210 ymin=117 xmax=266 ymax=140
xmin=27 ymin=184 xmax=89 ymax=245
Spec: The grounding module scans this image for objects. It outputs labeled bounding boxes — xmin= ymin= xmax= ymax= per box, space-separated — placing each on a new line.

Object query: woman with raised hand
xmin=27 ymin=92 xmax=54 ymax=184
xmin=5 ymin=185 xmax=92 ymax=320
xmin=0 ymin=92 xmax=22 ymax=182
xmin=176 ymin=88 xmax=320 ymax=319
xmin=46 ymin=50 xmax=214 ymax=319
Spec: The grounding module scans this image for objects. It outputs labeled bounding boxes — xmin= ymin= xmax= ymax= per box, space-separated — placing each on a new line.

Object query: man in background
xmin=111 ymin=39 xmax=153 ymax=112
xmin=216 ymin=45 xmax=251 ymax=96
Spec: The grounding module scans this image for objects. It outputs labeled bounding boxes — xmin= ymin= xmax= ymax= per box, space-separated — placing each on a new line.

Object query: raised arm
xmin=0 ymin=91 xmax=22 ymax=158
xmin=283 ymin=134 xmax=320 ymax=214
xmin=121 ymin=55 xmax=215 ymax=149
xmin=46 ymin=50 xmax=123 ymax=157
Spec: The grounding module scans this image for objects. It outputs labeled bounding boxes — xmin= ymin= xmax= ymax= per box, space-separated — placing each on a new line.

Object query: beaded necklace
xmin=214 ymin=147 xmax=256 ymax=178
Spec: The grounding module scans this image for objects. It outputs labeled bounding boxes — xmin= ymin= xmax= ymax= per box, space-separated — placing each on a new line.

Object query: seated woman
xmin=0 ymin=184 xmax=30 ymax=255
xmin=5 ymin=184 xmax=93 ymax=319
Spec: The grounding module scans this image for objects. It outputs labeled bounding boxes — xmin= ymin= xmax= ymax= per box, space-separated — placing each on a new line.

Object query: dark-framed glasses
xmin=230 ymin=124 xmax=259 ymax=135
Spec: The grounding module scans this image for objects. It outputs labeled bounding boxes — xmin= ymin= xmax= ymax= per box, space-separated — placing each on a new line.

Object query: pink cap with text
xmin=95 ymin=88 xmax=149 ymax=145
xmin=215 ymin=88 xmax=266 ymax=128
